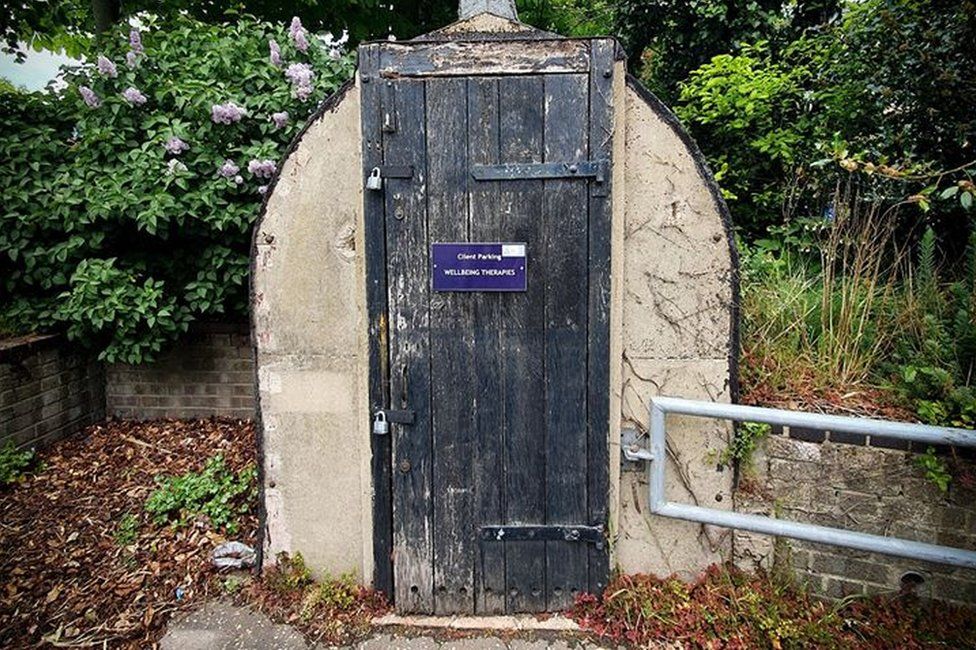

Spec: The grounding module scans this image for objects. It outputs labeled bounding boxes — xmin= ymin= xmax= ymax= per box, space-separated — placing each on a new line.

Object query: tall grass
xmin=742 ymin=188 xmax=976 ymax=422
xmin=741 ymin=187 xmax=905 ymax=402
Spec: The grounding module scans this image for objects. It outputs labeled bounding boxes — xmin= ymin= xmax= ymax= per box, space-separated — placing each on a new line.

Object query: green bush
xmin=677 ymin=0 xmax=976 ymax=237
xmin=145 ymin=454 xmax=256 ymax=533
xmin=0 ymin=15 xmax=354 ymax=363
xmin=0 ymin=442 xmax=35 ymax=485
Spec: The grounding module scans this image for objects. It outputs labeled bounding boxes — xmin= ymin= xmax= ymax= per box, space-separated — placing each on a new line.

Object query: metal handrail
xmin=630 ymin=397 xmax=976 ymax=569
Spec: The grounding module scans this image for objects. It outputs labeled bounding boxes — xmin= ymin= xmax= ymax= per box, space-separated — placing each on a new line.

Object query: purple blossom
xmin=79 ymin=86 xmax=100 ymax=108
xmin=284 ymin=63 xmax=314 ymax=101
xmin=258 ymin=185 xmax=268 ymax=195
xmin=164 ymin=137 xmax=189 ymax=155
xmin=126 ymin=51 xmax=138 ymax=69
xmin=269 ymin=39 xmax=283 ymax=67
xmin=97 ymin=55 xmax=118 ymax=78
xmin=247 ymin=159 xmax=277 ymax=179
xmin=271 ymin=111 xmax=289 ymax=129
xmin=122 ymin=87 xmax=147 ymax=106
xmin=218 ymin=159 xmax=240 ymax=178
xmin=211 ymin=102 xmax=247 ymax=124
xmin=289 ymin=17 xmax=309 ymax=53
xmin=130 ymin=28 xmax=144 ymax=54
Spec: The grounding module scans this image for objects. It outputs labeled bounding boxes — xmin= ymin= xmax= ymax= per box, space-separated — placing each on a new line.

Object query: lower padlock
xmin=372 ymin=410 xmax=389 ymax=435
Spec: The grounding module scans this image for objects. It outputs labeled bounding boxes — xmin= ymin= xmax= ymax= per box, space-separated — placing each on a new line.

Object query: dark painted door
xmin=362 ymin=39 xmax=614 ymax=615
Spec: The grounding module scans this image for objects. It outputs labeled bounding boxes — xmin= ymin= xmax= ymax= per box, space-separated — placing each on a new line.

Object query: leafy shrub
xmin=0 ymin=442 xmax=35 ymax=485
xmin=145 ymin=454 xmax=256 ymax=533
xmin=677 ymin=0 xmax=976 ymax=238
xmin=0 ymin=15 xmax=354 ymax=363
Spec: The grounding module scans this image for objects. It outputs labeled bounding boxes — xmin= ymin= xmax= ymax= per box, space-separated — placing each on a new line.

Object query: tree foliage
xmin=0 ymin=15 xmax=354 ymax=362
xmin=1 ymin=0 xmax=457 ymax=59
xmin=614 ymin=0 xmax=839 ymax=102
xmin=676 ymin=0 xmax=976 ymax=236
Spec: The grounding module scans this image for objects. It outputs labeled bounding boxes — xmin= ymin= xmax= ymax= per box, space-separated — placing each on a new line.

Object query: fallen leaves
xmin=0 ymin=418 xmax=258 ymax=649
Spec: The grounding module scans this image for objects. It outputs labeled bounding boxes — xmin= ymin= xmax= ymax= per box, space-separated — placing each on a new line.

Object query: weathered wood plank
xmin=427 ymin=77 xmax=476 ymax=615
xmin=360 ymin=44 xmax=394 ymax=601
xmin=498 ymin=74 xmax=547 ymax=613
xmin=542 ymin=73 xmax=590 ymax=611
xmin=385 ymin=78 xmax=434 ymax=614
xmin=466 ymin=76 xmax=507 ymax=615
xmin=586 ymin=39 xmax=615 ymax=596
xmin=378 ymin=40 xmax=589 ymax=77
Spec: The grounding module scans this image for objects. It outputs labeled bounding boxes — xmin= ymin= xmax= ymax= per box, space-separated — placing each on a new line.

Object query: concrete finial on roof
xmin=459 ymin=0 xmax=518 ymax=21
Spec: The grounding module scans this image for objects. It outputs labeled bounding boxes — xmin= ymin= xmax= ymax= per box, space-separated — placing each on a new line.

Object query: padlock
xmin=372 ymin=411 xmax=389 ymax=435
xmin=365 ymin=167 xmax=383 ymax=191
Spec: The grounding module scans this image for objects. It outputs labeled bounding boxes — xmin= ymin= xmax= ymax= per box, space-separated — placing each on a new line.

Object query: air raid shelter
xmin=252 ymin=0 xmax=738 ymax=615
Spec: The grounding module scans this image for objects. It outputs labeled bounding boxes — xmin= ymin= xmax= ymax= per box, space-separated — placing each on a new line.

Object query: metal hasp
xmin=480 ymin=525 xmax=605 ymax=548
xmin=635 ymin=396 xmax=976 ymax=569
xmin=378 ymin=409 xmax=416 ymax=425
xmin=471 ymin=160 xmax=609 ymax=196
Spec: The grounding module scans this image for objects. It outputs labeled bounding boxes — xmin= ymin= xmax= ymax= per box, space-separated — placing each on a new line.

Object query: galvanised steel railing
xmin=624 ymin=397 xmax=976 ymax=569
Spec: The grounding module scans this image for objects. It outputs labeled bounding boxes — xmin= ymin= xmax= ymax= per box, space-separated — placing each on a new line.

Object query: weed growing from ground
xmin=113 ymin=513 xmax=140 ymax=546
xmin=243 ymin=552 xmax=388 ymax=646
xmin=144 ymin=454 xmax=256 ymax=533
xmin=0 ymin=442 xmax=35 ymax=486
xmin=573 ymin=564 xmax=976 ymax=649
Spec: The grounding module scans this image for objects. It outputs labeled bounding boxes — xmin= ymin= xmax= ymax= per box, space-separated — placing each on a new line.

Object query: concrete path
xmin=160 ymin=601 xmax=617 ymax=649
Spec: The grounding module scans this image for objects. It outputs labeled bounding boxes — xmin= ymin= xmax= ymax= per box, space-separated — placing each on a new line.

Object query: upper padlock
xmin=365 ymin=167 xmax=383 ymax=191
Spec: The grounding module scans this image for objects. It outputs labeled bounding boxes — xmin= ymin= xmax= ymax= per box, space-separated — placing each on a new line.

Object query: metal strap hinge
xmin=480 ymin=525 xmax=605 ymax=548
xmin=471 ymin=160 xmax=609 ymax=196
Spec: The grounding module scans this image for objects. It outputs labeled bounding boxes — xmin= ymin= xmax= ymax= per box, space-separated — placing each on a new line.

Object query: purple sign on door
xmin=431 ymin=242 xmax=527 ymax=292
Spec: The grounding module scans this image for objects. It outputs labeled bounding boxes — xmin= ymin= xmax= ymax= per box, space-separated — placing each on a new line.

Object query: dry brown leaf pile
xmin=0 ymin=418 xmax=258 ymax=648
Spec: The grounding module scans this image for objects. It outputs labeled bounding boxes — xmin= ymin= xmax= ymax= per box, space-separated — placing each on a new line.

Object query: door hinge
xmin=470 ymin=160 xmax=609 ymax=196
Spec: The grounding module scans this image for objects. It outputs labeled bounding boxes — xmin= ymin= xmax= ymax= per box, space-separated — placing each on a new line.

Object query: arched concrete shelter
xmin=252 ymin=6 xmax=738 ymax=615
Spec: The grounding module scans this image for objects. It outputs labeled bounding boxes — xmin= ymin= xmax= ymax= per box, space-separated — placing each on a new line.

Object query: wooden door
xmin=362 ymin=39 xmax=614 ymax=615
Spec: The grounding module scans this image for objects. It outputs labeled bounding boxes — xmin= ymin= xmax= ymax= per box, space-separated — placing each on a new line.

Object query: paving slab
xmin=161 ymin=601 xmax=614 ymax=649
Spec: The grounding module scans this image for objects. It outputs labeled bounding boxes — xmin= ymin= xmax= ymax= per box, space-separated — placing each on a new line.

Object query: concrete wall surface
xmin=252 ymin=81 xmax=372 ymax=582
xmin=612 ymin=80 xmax=736 ymax=577
xmin=106 ymin=323 xmax=254 ymax=420
xmin=0 ymin=335 xmax=105 ymax=449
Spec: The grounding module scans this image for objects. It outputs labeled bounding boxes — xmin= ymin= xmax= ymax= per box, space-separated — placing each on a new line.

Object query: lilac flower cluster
xmin=97 ymin=55 xmax=118 ymax=78
xmin=247 ymin=159 xmax=277 ymax=179
xmin=271 ymin=111 xmax=289 ymax=129
xmin=284 ymin=63 xmax=314 ymax=101
xmin=269 ymin=40 xmax=283 ymax=68
xmin=218 ymin=160 xmax=241 ymax=182
xmin=127 ymin=28 xmax=143 ymax=68
xmin=164 ymin=137 xmax=189 ymax=155
xmin=289 ymin=17 xmax=309 ymax=53
xmin=130 ymin=28 xmax=143 ymax=54
xmin=79 ymin=86 xmax=101 ymax=108
xmin=122 ymin=87 xmax=147 ymax=106
xmin=211 ymin=102 xmax=247 ymax=124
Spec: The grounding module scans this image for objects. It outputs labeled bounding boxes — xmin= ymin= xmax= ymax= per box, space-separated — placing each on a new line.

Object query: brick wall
xmin=0 ymin=335 xmax=105 ymax=449
xmin=737 ymin=428 xmax=976 ymax=605
xmin=105 ymin=324 xmax=255 ymax=420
